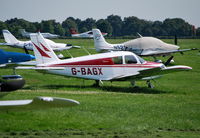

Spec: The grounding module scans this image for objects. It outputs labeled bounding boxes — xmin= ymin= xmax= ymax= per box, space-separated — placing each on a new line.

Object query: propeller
xmin=164 ymin=56 xmax=174 ymax=66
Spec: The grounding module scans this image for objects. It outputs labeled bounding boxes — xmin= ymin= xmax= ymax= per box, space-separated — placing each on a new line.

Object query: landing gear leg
xmin=130 ymin=81 xmax=136 ymax=87
xmin=146 ymin=80 xmax=154 ymax=88
xmin=93 ymin=80 xmax=100 ymax=87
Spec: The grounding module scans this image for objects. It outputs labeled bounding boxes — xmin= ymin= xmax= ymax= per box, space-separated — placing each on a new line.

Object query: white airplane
xmin=0 ymin=30 xmax=80 ymax=52
xmin=20 ymin=29 xmax=59 ymax=38
xmin=70 ymin=29 xmax=107 ymax=38
xmin=92 ymin=29 xmax=197 ymax=60
xmin=17 ymin=32 xmax=192 ymax=88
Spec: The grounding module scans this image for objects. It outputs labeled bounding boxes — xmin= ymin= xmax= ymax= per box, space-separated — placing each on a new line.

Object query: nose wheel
xmin=146 ymin=80 xmax=154 ymax=88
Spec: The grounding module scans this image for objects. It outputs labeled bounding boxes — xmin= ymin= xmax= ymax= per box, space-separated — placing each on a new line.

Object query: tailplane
xmin=30 ymin=33 xmax=60 ymax=65
xmin=2 ymin=30 xmax=19 ymax=44
xmin=92 ymin=29 xmax=113 ymax=52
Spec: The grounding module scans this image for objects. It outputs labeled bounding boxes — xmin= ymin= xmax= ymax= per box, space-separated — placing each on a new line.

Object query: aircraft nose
xmin=167 ymin=44 xmax=180 ymax=50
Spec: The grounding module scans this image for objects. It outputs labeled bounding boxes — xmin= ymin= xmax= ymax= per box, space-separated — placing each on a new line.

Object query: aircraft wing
xmin=0 ymin=43 xmax=15 ymax=46
xmin=16 ymin=66 xmax=65 ymax=70
xmin=53 ymin=45 xmax=81 ymax=52
xmin=111 ymin=65 xmax=192 ymax=81
xmin=0 ymin=96 xmax=79 ymax=111
xmin=141 ymin=48 xmax=198 ymax=56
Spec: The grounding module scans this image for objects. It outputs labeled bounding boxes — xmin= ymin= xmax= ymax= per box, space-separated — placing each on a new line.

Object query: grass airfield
xmin=0 ymin=38 xmax=200 ymax=137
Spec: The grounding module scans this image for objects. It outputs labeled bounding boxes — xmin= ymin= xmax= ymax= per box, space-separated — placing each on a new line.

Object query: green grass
xmin=0 ymin=38 xmax=200 ymax=137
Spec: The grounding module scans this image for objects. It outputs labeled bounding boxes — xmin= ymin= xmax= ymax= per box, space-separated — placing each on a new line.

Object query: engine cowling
xmin=0 ymin=75 xmax=25 ymax=92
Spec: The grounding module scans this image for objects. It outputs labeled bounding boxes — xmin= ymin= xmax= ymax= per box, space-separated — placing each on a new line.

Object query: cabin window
xmin=112 ymin=56 xmax=123 ymax=64
xmin=125 ymin=55 xmax=137 ymax=64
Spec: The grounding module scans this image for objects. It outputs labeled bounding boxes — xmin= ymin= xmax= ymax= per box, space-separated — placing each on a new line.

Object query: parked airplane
xmin=17 ymin=32 xmax=192 ymax=88
xmin=0 ymin=49 xmax=35 ymax=91
xmin=20 ymin=29 xmax=59 ymax=38
xmin=0 ymin=30 xmax=80 ymax=52
xmin=0 ymin=49 xmax=35 ymax=67
xmin=92 ymin=29 xmax=197 ymax=61
xmin=70 ymin=28 xmax=107 ymax=38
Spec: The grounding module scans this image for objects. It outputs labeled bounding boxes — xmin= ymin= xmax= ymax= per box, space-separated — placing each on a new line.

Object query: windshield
xmin=136 ymin=55 xmax=146 ymax=64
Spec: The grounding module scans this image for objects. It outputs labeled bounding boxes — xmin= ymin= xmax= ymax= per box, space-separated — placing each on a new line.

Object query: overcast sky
xmin=1 ymin=0 xmax=199 ymax=27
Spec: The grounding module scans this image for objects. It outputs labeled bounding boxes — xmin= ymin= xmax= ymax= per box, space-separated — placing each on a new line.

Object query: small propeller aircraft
xmin=92 ymin=29 xmax=197 ymax=61
xmin=0 ymin=30 xmax=80 ymax=52
xmin=0 ymin=49 xmax=35 ymax=91
xmin=70 ymin=28 xmax=107 ymax=38
xmin=16 ymin=32 xmax=192 ymax=88
xmin=20 ymin=29 xmax=59 ymax=38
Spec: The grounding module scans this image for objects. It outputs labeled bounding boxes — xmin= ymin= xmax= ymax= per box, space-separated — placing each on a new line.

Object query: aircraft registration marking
xmin=71 ymin=67 xmax=103 ymax=75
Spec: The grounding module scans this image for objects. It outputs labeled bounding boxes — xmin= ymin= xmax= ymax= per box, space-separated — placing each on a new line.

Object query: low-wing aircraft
xmin=92 ymin=29 xmax=197 ymax=61
xmin=20 ymin=29 xmax=59 ymax=38
xmin=0 ymin=30 xmax=80 ymax=52
xmin=70 ymin=28 xmax=107 ymax=38
xmin=0 ymin=49 xmax=35 ymax=91
xmin=17 ymin=32 xmax=192 ymax=88
xmin=0 ymin=49 xmax=35 ymax=67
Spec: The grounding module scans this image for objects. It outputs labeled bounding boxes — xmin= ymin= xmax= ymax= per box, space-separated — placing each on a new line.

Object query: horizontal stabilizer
xmin=0 ymin=96 xmax=79 ymax=111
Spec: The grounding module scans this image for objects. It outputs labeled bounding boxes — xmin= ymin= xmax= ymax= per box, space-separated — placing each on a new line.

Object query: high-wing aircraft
xmin=20 ymin=29 xmax=59 ymax=38
xmin=70 ymin=28 xmax=107 ymax=38
xmin=17 ymin=32 xmax=192 ymax=88
xmin=0 ymin=30 xmax=80 ymax=52
xmin=92 ymin=29 xmax=197 ymax=60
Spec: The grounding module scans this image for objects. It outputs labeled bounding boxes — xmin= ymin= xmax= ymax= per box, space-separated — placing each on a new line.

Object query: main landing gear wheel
xmin=130 ymin=81 xmax=136 ymax=87
xmin=93 ymin=80 xmax=100 ymax=87
xmin=146 ymin=80 xmax=154 ymax=88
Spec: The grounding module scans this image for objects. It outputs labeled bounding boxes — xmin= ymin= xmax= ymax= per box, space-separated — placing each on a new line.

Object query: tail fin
xmin=70 ymin=28 xmax=78 ymax=34
xmin=2 ymin=30 xmax=19 ymax=43
xmin=92 ymin=29 xmax=113 ymax=52
xmin=30 ymin=32 xmax=60 ymax=65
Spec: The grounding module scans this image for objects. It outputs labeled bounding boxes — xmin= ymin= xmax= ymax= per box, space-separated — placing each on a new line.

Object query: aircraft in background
xmin=0 ymin=49 xmax=35 ymax=67
xmin=17 ymin=32 xmax=192 ymax=88
xmin=0 ymin=30 xmax=80 ymax=52
xmin=0 ymin=49 xmax=35 ymax=91
xmin=70 ymin=28 xmax=107 ymax=38
xmin=20 ymin=29 xmax=59 ymax=38
xmin=92 ymin=29 xmax=197 ymax=61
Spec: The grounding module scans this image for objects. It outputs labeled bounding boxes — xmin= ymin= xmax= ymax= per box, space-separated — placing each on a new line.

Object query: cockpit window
xmin=112 ymin=56 xmax=123 ymax=64
xmin=125 ymin=55 xmax=137 ymax=64
xmin=136 ymin=55 xmax=146 ymax=64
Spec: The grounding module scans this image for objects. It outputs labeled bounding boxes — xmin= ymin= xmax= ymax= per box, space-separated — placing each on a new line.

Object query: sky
xmin=0 ymin=0 xmax=200 ymax=27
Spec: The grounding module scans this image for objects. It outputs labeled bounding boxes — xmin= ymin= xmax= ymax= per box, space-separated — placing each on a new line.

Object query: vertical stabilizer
xmin=30 ymin=33 xmax=59 ymax=65
xmin=92 ymin=29 xmax=113 ymax=52
xmin=2 ymin=30 xmax=19 ymax=43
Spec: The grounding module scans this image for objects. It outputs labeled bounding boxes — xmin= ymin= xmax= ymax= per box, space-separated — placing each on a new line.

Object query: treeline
xmin=0 ymin=14 xmax=199 ymax=38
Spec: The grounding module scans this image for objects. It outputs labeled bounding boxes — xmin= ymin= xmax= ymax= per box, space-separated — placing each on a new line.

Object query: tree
xmin=96 ymin=19 xmax=112 ymax=36
xmin=106 ymin=15 xmax=123 ymax=36
xmin=62 ymin=17 xmax=77 ymax=36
